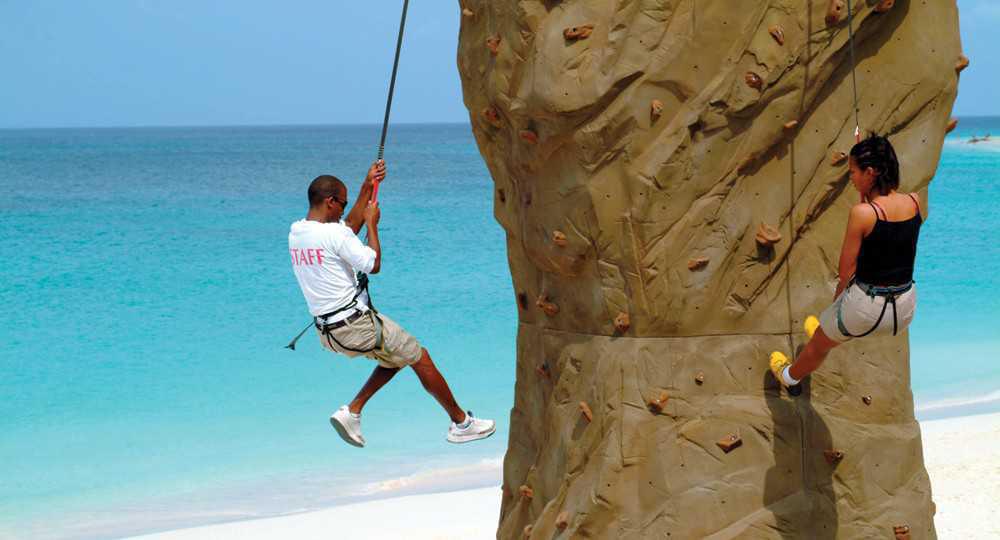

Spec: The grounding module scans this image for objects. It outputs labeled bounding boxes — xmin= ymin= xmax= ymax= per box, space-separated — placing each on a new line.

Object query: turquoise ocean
xmin=1 ymin=121 xmax=998 ymax=539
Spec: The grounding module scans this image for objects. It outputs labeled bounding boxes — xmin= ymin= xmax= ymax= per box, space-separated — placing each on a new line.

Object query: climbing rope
xmin=847 ymin=1 xmax=861 ymax=142
xmin=372 ymin=0 xmax=411 ymax=204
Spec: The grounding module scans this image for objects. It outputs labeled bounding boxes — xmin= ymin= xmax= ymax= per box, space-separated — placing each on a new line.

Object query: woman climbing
xmin=770 ymin=134 xmax=926 ymax=388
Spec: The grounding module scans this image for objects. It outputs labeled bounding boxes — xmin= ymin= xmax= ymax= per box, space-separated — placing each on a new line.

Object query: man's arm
xmin=364 ymin=202 xmax=382 ymax=274
xmin=345 ymin=160 xmax=385 ymax=234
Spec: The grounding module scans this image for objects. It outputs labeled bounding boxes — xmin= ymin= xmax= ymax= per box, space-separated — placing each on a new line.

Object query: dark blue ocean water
xmin=1 ymin=122 xmax=997 ymax=539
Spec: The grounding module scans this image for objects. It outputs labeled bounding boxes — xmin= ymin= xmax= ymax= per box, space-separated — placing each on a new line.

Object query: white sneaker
xmin=330 ymin=405 xmax=365 ymax=447
xmin=447 ymin=411 xmax=496 ymax=444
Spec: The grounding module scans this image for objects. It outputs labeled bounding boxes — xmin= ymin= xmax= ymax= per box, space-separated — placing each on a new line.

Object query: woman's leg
xmin=788 ymin=327 xmax=841 ymax=381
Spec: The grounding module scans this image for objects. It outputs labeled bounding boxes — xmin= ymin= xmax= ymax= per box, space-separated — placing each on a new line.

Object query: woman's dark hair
xmin=850 ymin=133 xmax=900 ymax=195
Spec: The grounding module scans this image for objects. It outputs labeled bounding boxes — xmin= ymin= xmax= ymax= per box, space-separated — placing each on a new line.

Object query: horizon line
xmin=4 ymin=115 xmax=1000 ymax=131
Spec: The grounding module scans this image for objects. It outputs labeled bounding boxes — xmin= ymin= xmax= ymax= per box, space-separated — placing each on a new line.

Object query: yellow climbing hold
xmin=769 ymin=351 xmax=791 ymax=386
xmin=804 ymin=315 xmax=820 ymax=339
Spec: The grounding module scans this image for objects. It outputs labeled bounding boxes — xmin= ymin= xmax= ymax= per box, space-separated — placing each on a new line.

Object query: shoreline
xmin=126 ymin=406 xmax=1000 ymax=540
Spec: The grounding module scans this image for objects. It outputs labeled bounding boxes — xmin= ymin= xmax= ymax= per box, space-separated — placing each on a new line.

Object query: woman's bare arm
xmin=834 ymin=204 xmax=875 ymax=300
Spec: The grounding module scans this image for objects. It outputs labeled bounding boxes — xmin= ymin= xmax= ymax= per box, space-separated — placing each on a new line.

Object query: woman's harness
xmin=836 ymin=279 xmax=914 ymax=339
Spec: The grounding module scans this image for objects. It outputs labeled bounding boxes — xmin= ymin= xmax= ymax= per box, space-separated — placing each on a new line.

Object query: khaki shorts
xmin=317 ymin=311 xmax=423 ymax=369
xmin=819 ymin=282 xmax=917 ymax=343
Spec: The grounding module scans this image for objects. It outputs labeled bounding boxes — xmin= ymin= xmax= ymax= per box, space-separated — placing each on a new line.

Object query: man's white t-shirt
xmin=288 ymin=219 xmax=376 ymax=321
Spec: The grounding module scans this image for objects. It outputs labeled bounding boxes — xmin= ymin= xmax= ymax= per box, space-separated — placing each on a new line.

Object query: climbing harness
xmin=836 ymin=279 xmax=914 ymax=338
xmin=847 ymin=1 xmax=861 ymax=142
xmin=286 ymin=272 xmax=383 ymax=351
xmin=372 ymin=0 xmax=410 ymax=204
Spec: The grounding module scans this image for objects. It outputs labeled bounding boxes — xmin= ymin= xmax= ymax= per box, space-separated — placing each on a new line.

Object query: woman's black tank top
xmin=855 ymin=194 xmax=922 ymax=286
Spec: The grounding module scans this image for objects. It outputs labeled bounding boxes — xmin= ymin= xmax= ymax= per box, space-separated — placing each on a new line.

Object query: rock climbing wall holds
xmin=519 ymin=484 xmax=534 ymax=499
xmin=875 ymin=0 xmax=895 ymax=13
xmin=563 ymin=24 xmax=594 ymax=41
xmin=830 ymin=151 xmax=848 ymax=166
xmin=946 ymin=118 xmax=959 ymax=133
xmin=687 ymin=257 xmax=709 ymax=271
xmin=755 ymin=223 xmax=782 ymax=247
xmin=486 ymin=35 xmax=502 ymax=55
xmin=956 ymin=54 xmax=970 ymax=73
xmin=536 ymin=295 xmax=559 ymax=317
xmin=520 ymin=129 xmax=538 ymax=144
xmin=826 ymin=0 xmax=845 ymax=25
xmin=579 ymin=401 xmax=593 ymax=423
xmin=535 ymin=361 xmax=551 ymax=380
xmin=647 ymin=391 xmax=669 ymax=414
xmin=650 ymin=99 xmax=664 ymax=122
xmin=824 ymin=450 xmax=845 ymax=465
xmin=783 ymin=120 xmax=799 ymax=131
xmin=862 ymin=395 xmax=873 ymax=405
xmin=482 ymin=107 xmax=502 ymax=127
xmin=744 ymin=72 xmax=763 ymax=90
xmin=462 ymin=7 xmax=474 ymax=18
xmin=555 ymin=512 xmax=570 ymax=530
xmin=893 ymin=524 xmax=911 ymax=540
xmin=552 ymin=230 xmax=568 ymax=247
xmin=768 ymin=25 xmax=785 ymax=46
xmin=614 ymin=312 xmax=630 ymax=333
xmin=717 ymin=434 xmax=742 ymax=453
xmin=695 ymin=371 xmax=705 ymax=385
xmin=523 ymin=524 xmax=533 ymax=538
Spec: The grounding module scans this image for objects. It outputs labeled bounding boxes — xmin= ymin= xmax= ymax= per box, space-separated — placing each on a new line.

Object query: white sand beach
xmin=128 ymin=412 xmax=1000 ymax=540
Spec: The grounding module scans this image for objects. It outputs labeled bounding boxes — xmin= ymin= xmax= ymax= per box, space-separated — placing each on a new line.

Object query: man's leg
xmin=348 ymin=365 xmax=402 ymax=414
xmin=788 ymin=327 xmax=841 ymax=381
xmin=409 ymin=348 xmax=466 ymax=423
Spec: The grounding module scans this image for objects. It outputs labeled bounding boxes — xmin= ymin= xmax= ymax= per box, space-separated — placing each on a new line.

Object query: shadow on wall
xmin=764 ymin=367 xmax=838 ymax=539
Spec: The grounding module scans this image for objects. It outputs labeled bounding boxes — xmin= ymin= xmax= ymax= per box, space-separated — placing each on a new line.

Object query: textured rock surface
xmin=456 ymin=1 xmax=960 ymax=538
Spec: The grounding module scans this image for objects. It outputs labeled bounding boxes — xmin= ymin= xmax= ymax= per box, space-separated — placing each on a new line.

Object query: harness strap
xmin=836 ymin=281 xmax=909 ymax=339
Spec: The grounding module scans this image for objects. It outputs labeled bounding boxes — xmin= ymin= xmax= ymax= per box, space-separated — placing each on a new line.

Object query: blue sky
xmin=0 ymin=1 xmax=996 ymax=128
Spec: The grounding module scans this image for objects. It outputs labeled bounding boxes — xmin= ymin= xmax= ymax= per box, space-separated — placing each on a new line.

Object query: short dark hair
xmin=850 ymin=133 xmax=900 ymax=195
xmin=307 ymin=175 xmax=346 ymax=208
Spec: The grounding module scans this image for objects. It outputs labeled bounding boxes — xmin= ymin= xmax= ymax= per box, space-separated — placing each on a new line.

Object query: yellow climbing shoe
xmin=769 ymin=351 xmax=792 ymax=387
xmin=804 ymin=315 xmax=820 ymax=339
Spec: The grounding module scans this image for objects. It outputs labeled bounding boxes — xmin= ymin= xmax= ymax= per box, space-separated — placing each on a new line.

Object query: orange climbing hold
xmin=535 ymin=361 xmax=551 ymax=380
xmin=768 ymin=25 xmax=785 ymax=46
xmin=956 ymin=54 xmax=970 ymax=73
xmin=462 ymin=7 xmax=474 ymax=17
xmin=650 ymin=99 xmax=664 ymax=122
xmin=552 ymin=230 xmax=568 ymax=247
xmin=893 ymin=525 xmax=911 ymax=540
xmin=755 ymin=223 xmax=782 ymax=247
xmin=536 ymin=295 xmax=559 ymax=317
xmin=744 ymin=72 xmax=763 ymax=90
xmin=826 ymin=0 xmax=845 ymax=25
xmin=482 ymin=107 xmax=502 ymax=127
xmin=614 ymin=312 xmax=630 ymax=333
xmin=875 ymin=0 xmax=895 ymax=13
xmin=519 ymin=484 xmax=534 ymax=499
xmin=647 ymin=391 xmax=669 ymax=414
xmin=717 ymin=434 xmax=742 ymax=453
xmin=520 ymin=129 xmax=539 ymax=144
xmin=555 ymin=511 xmax=570 ymax=530
xmin=783 ymin=120 xmax=799 ymax=131
xmin=523 ymin=524 xmax=533 ymax=538
xmin=486 ymin=35 xmax=501 ymax=55
xmin=563 ymin=24 xmax=594 ymax=41
xmin=824 ymin=450 xmax=845 ymax=465
xmin=687 ymin=257 xmax=709 ymax=271
xmin=579 ymin=401 xmax=593 ymax=423
xmin=946 ymin=118 xmax=959 ymax=133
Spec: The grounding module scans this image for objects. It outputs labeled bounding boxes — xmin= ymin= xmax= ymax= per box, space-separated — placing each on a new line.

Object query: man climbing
xmin=288 ymin=160 xmax=495 ymax=447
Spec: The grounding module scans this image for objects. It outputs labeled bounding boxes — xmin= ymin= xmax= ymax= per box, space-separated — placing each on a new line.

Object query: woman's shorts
xmin=316 ymin=311 xmax=423 ymax=369
xmin=818 ymin=282 xmax=917 ymax=344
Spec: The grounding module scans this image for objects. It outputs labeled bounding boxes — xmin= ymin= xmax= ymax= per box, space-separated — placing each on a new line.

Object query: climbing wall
xmin=456 ymin=0 xmax=962 ymax=538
